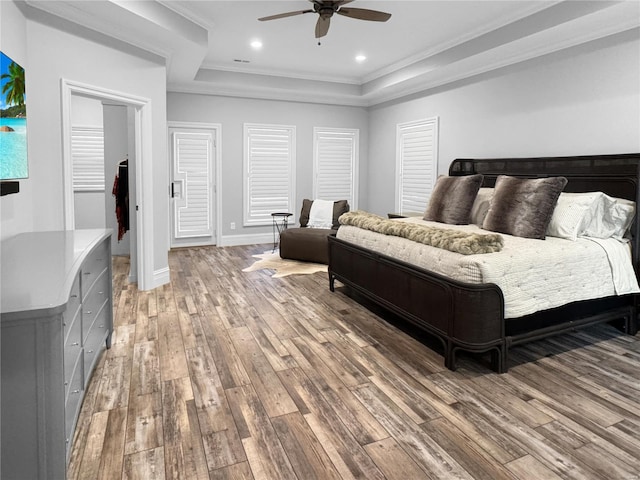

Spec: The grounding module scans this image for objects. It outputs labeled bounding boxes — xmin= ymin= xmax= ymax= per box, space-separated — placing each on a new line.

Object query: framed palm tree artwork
xmin=1 ymin=50 xmax=27 ymax=193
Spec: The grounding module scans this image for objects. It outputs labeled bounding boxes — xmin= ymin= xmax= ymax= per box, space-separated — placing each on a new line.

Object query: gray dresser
xmin=1 ymin=229 xmax=114 ymax=480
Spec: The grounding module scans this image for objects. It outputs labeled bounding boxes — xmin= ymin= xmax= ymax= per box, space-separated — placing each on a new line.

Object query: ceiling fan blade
xmin=337 ymin=7 xmax=391 ymax=22
xmin=258 ymin=9 xmax=314 ymax=21
xmin=315 ymin=16 xmax=331 ymax=38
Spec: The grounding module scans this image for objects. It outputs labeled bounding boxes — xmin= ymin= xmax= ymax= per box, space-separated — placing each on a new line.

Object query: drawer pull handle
xmin=72 ymin=389 xmax=80 ymax=394
xmin=71 ymin=342 xmax=79 ymax=346
xmin=70 ymin=294 xmax=78 ymax=298
xmin=99 ymin=324 xmax=104 ymax=328
xmin=64 ymin=381 xmax=68 ymax=386
xmin=84 ymin=272 xmax=91 ymax=275
xmin=87 ymin=350 xmax=94 ymax=354
xmin=99 ymin=291 xmax=103 ymax=295
xmin=85 ymin=311 xmax=92 ymax=315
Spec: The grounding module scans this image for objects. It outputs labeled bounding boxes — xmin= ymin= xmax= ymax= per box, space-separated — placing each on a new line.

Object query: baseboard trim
xmin=170 ymin=237 xmax=216 ymax=249
xmin=152 ymin=266 xmax=171 ymax=288
xmin=220 ymin=233 xmax=272 ymax=247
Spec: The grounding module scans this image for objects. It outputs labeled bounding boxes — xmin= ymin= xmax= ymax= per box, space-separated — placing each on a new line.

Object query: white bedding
xmin=336 ymin=217 xmax=640 ymax=319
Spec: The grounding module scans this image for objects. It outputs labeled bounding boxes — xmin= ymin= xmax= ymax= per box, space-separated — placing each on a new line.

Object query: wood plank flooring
xmin=68 ymin=244 xmax=640 ymax=480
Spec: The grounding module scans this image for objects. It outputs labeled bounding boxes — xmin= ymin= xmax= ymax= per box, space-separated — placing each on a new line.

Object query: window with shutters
xmin=244 ymin=124 xmax=296 ymax=226
xmin=396 ymin=117 xmax=439 ymax=214
xmin=72 ymin=125 xmax=105 ymax=191
xmin=313 ymin=127 xmax=359 ymax=209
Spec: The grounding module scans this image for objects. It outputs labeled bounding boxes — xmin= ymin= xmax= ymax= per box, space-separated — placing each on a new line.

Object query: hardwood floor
xmin=68 ymin=244 xmax=640 ymax=480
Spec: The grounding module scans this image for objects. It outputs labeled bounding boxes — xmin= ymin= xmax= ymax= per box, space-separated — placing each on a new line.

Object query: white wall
xmin=70 ymin=94 xmax=103 ymax=125
xmin=0 ymin=2 xmax=170 ymax=285
xmin=167 ymin=94 xmax=369 ymax=244
xmin=0 ymin=0 xmax=33 ymax=240
xmin=74 ymin=191 xmax=107 ymax=229
xmin=367 ymin=31 xmax=640 ymax=216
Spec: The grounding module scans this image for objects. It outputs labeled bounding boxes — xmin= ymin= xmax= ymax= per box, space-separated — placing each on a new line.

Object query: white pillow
xmin=546 ymin=192 xmax=636 ymax=240
xmin=469 ymin=188 xmax=493 ymax=226
xmin=546 ymin=192 xmax=603 ymax=241
xmin=581 ymin=194 xmax=635 ymax=240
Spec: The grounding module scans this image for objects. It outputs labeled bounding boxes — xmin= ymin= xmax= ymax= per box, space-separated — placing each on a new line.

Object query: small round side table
xmin=271 ymin=212 xmax=293 ymax=252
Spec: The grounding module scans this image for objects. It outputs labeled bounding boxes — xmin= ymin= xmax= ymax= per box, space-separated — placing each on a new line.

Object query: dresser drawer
xmin=64 ymin=355 xmax=84 ymax=451
xmin=63 ymin=308 xmax=82 ymax=387
xmin=84 ymin=307 xmax=110 ymax=384
xmin=82 ymin=269 xmax=110 ymax=343
xmin=81 ymin=240 xmax=109 ymax=298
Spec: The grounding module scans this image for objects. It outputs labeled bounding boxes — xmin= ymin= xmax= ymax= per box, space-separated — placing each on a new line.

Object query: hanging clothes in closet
xmin=112 ymin=159 xmax=129 ymax=241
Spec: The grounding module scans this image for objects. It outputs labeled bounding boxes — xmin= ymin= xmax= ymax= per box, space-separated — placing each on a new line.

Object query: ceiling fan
xmin=258 ymin=0 xmax=392 ymax=39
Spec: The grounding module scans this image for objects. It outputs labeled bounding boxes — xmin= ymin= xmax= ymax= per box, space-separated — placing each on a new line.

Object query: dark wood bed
xmin=328 ymin=154 xmax=640 ymax=372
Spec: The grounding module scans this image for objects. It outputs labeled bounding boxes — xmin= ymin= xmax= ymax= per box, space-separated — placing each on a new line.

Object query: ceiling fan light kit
xmin=258 ymin=0 xmax=392 ymax=38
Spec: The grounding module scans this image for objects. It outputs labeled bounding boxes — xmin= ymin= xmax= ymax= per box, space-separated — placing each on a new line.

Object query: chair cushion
xmin=279 ymin=227 xmax=336 ymax=264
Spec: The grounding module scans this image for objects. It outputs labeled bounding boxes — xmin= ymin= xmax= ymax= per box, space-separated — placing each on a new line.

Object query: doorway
xmin=70 ymin=97 xmax=138 ymax=281
xmin=168 ymin=122 xmax=222 ymax=249
xmin=61 ymin=79 xmax=156 ymax=290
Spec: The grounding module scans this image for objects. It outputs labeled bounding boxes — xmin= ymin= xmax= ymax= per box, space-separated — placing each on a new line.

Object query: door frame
xmin=61 ymin=78 xmax=154 ymax=290
xmin=168 ymin=121 xmax=222 ymax=248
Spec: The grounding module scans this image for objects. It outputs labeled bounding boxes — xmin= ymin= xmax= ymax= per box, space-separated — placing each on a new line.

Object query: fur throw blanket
xmin=339 ymin=211 xmax=503 ymax=255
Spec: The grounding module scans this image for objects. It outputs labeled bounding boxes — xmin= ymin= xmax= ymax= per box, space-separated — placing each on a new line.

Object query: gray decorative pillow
xmin=423 ymin=174 xmax=484 ymax=225
xmin=300 ymin=199 xmax=350 ymax=229
xmin=483 ymin=175 xmax=568 ymax=239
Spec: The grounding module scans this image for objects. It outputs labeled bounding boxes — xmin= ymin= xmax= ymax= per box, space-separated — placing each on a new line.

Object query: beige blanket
xmin=338 ymin=210 xmax=503 ymax=255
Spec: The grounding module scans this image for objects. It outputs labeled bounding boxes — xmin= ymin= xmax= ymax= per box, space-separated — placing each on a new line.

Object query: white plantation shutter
xmin=313 ymin=127 xmax=358 ymax=208
xmin=244 ymin=124 xmax=296 ymax=226
xmin=396 ymin=117 xmax=439 ymax=214
xmin=72 ymin=125 xmax=105 ymax=191
xmin=172 ymin=131 xmax=213 ymax=238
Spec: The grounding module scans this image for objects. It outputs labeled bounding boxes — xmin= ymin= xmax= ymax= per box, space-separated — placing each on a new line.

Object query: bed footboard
xmin=328 ymin=234 xmax=507 ymax=372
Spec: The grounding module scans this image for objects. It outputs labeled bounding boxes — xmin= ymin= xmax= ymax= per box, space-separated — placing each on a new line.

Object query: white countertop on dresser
xmin=1 ymin=229 xmax=112 ymax=318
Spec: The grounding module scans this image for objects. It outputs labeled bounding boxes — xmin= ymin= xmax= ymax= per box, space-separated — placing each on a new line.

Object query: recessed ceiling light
xmin=251 ymin=40 xmax=263 ymax=50
xmin=355 ymin=54 xmax=367 ymax=63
